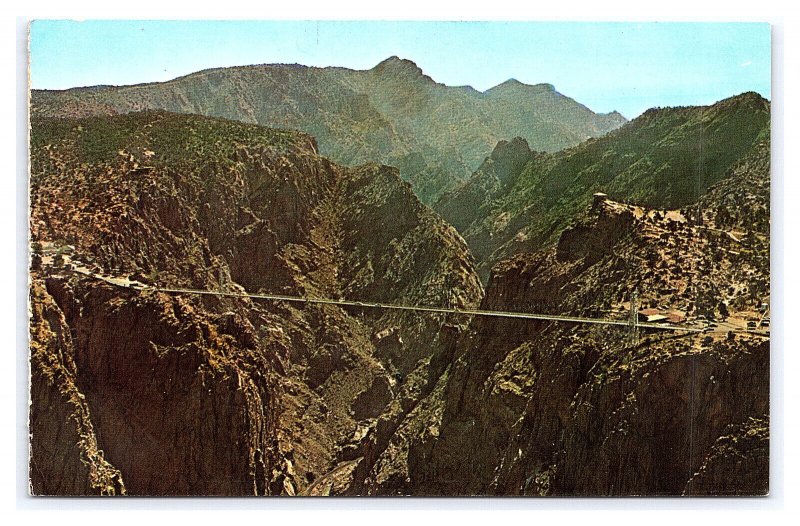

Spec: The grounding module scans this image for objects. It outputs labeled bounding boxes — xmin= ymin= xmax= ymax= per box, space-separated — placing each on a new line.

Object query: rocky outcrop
xmin=556 ymin=198 xmax=636 ymax=263
xmin=434 ymin=137 xmax=535 ymax=235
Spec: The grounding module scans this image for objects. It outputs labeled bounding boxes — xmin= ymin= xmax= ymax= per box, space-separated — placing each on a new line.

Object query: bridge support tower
xmin=628 ymin=288 xmax=639 ymax=346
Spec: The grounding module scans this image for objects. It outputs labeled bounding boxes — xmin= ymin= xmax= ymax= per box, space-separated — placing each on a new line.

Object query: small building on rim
xmin=638 ymin=308 xmax=667 ymax=323
xmin=638 ymin=308 xmax=686 ymax=324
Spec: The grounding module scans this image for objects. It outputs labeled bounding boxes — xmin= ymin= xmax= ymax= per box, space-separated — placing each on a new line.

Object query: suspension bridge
xmin=65 ymin=263 xmax=702 ymax=334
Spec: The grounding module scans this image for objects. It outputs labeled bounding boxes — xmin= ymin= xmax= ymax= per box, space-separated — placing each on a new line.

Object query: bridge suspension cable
xmin=66 ymin=265 xmax=701 ymax=333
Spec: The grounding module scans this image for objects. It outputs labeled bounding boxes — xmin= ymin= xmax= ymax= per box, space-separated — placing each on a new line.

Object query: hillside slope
xmin=31 ymin=57 xmax=625 ymax=204
xmin=435 ymin=92 xmax=770 ymax=278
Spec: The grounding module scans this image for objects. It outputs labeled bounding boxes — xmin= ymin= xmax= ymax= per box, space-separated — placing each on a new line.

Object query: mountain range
xmin=31 ymin=56 xmax=626 ymax=204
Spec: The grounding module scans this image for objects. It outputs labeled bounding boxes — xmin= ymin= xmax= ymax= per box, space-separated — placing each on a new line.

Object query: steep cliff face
xmin=29 ymin=111 xmax=482 ymax=495
xmin=683 ymin=416 xmax=769 ymax=496
xmin=38 ymin=275 xmax=280 ymax=496
xmin=29 ymin=282 xmax=126 ymax=496
xmin=401 ymin=194 xmax=769 ymax=496
xmin=31 ymin=56 xmax=626 ymax=204
xmin=554 ymin=337 xmax=768 ymax=495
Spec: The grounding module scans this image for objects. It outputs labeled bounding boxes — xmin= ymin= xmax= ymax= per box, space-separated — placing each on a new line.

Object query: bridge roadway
xmin=68 ymin=265 xmax=702 ymax=333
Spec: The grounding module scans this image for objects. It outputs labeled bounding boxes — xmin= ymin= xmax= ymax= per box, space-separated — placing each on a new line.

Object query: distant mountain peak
xmin=485 ymin=79 xmax=556 ymax=96
xmin=728 ymin=91 xmax=768 ymax=103
xmin=499 ymin=78 xmax=524 ymax=87
xmin=372 ymin=56 xmax=425 ymax=77
xmin=376 ymin=55 xmax=413 ymax=65
xmin=717 ymin=91 xmax=770 ymax=111
xmin=599 ymin=110 xmax=628 ymax=125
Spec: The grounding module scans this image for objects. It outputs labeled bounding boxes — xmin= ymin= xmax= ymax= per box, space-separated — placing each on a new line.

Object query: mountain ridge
xmin=31 ymin=56 xmax=627 ymax=204
xmin=34 ymin=57 xmax=605 ymax=100
xmin=434 ymin=91 xmax=770 ymax=279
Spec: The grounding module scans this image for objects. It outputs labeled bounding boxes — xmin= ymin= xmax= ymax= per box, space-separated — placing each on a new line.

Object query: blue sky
xmin=29 ymin=20 xmax=771 ymax=118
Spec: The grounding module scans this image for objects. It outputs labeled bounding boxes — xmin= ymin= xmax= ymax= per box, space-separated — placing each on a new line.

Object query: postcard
xmin=28 ymin=20 xmax=770 ymax=496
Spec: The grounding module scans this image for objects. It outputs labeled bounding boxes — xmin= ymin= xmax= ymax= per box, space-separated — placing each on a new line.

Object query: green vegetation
xmin=31 ymin=110 xmax=302 ymax=169
xmin=436 ymin=92 xmax=770 ymax=277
